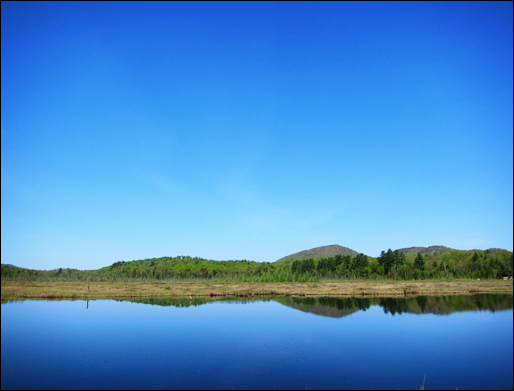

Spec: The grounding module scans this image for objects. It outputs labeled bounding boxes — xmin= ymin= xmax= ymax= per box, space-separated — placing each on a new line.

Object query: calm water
xmin=1 ymin=294 xmax=513 ymax=390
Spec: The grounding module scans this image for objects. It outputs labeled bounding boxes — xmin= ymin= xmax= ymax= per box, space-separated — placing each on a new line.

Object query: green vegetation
xmin=1 ymin=248 xmax=512 ymax=284
xmin=1 ymin=256 xmax=298 ymax=283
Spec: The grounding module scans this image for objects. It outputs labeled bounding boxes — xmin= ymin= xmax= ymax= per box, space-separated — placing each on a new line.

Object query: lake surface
xmin=1 ymin=294 xmax=513 ymax=390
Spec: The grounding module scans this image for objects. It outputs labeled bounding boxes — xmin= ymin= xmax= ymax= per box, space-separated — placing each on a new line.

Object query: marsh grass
xmin=1 ymin=279 xmax=512 ymax=300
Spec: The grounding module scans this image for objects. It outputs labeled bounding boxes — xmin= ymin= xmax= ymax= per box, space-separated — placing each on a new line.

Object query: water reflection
xmin=276 ymin=294 xmax=513 ymax=317
xmin=2 ymin=293 xmax=512 ymax=390
xmin=5 ymin=293 xmax=506 ymax=318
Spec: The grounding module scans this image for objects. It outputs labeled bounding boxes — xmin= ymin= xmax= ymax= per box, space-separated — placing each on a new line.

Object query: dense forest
xmin=1 ymin=248 xmax=512 ymax=283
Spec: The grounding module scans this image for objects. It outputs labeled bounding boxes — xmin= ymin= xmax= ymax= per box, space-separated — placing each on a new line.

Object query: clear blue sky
xmin=2 ymin=2 xmax=512 ymax=270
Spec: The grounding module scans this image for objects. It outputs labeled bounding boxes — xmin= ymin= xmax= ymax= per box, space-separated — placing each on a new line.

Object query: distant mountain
xmin=276 ymin=245 xmax=512 ymax=262
xmin=1 ymin=264 xmax=19 ymax=268
xmin=393 ymin=246 xmax=512 ymax=256
xmin=393 ymin=246 xmax=454 ymax=255
xmin=275 ymin=245 xmax=359 ymax=264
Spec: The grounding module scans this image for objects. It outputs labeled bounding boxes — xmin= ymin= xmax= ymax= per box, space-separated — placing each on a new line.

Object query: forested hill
xmin=393 ymin=246 xmax=512 ymax=256
xmin=394 ymin=246 xmax=454 ymax=255
xmin=1 ymin=246 xmax=512 ymax=283
xmin=275 ymin=245 xmax=359 ymax=264
xmin=1 ymin=256 xmax=289 ymax=282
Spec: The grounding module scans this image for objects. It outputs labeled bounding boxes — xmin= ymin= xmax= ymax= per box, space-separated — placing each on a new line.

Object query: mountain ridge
xmin=275 ymin=244 xmax=512 ymax=263
xmin=392 ymin=246 xmax=454 ymax=255
xmin=275 ymin=245 xmax=359 ymax=264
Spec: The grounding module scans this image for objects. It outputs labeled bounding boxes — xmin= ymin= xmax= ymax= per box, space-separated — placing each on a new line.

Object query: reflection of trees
xmin=302 ymin=297 xmax=316 ymax=306
xmin=117 ymin=297 xmax=214 ymax=308
xmin=470 ymin=294 xmax=512 ymax=313
xmin=380 ymin=298 xmax=411 ymax=315
xmin=416 ymin=296 xmax=427 ymax=312
xmin=318 ymin=297 xmax=370 ymax=311
xmin=277 ymin=294 xmax=512 ymax=318
xmin=115 ymin=296 xmax=274 ymax=308
xmin=109 ymin=294 xmax=512 ymax=318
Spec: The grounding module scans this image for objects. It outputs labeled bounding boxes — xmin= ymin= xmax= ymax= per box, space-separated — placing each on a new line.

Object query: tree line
xmin=288 ymin=248 xmax=512 ymax=280
xmin=1 ymin=249 xmax=512 ymax=282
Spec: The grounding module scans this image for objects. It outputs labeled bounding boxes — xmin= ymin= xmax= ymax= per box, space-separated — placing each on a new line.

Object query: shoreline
xmin=1 ymin=279 xmax=512 ymax=300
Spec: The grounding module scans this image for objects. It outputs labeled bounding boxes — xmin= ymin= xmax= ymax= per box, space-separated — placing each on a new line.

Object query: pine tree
xmin=414 ymin=252 xmax=425 ymax=271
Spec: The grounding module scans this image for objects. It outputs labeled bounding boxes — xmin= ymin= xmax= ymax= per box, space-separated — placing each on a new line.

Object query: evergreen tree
xmin=354 ymin=253 xmax=369 ymax=271
xmin=301 ymin=259 xmax=315 ymax=275
xmin=343 ymin=255 xmax=352 ymax=269
xmin=291 ymin=260 xmax=302 ymax=275
xmin=316 ymin=259 xmax=326 ymax=274
xmin=414 ymin=252 xmax=425 ymax=271
xmin=378 ymin=249 xmax=395 ymax=274
xmin=394 ymin=250 xmax=406 ymax=269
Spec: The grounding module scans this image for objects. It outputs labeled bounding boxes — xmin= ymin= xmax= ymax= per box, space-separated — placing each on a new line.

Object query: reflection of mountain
xmin=115 ymin=296 xmax=267 ymax=308
xmin=275 ymin=294 xmax=513 ymax=318
xmin=108 ymin=294 xmax=513 ymax=318
xmin=116 ymin=297 xmax=211 ymax=308
xmin=274 ymin=296 xmax=360 ymax=318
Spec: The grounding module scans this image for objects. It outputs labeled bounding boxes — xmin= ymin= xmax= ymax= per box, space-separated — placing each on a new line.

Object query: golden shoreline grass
xmin=1 ymin=279 xmax=512 ymax=300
